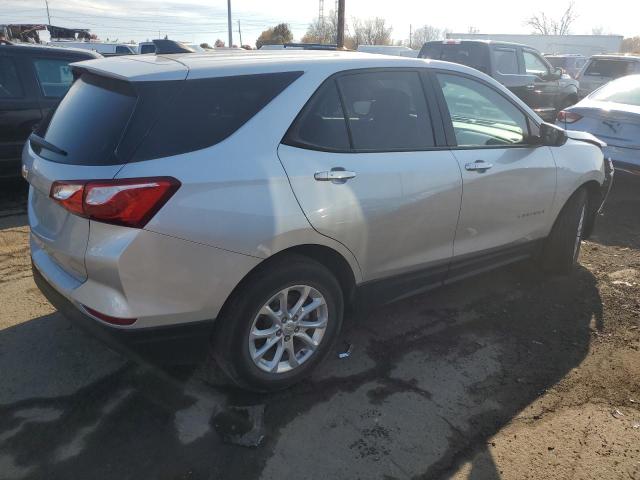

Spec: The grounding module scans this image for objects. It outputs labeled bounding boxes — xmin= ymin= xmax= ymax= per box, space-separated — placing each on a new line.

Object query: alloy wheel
xmin=248 ymin=285 xmax=328 ymax=374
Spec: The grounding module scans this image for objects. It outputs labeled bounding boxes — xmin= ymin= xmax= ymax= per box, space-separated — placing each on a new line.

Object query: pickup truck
xmin=419 ymin=40 xmax=579 ymax=121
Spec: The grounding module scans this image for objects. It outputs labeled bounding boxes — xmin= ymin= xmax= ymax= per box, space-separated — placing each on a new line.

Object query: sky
xmin=1 ymin=0 xmax=638 ymax=47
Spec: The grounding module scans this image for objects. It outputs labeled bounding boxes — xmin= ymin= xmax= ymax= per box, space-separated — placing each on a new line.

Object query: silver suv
xmin=24 ymin=51 xmax=612 ymax=391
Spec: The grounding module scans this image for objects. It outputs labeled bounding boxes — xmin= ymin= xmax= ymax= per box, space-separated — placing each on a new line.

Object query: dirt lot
xmin=0 ymin=177 xmax=638 ymax=480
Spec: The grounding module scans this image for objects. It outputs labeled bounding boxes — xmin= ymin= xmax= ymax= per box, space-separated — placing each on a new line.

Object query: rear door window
xmin=32 ymin=58 xmax=75 ymax=97
xmin=494 ymin=48 xmax=519 ymax=74
xmin=584 ymin=59 xmax=636 ymax=78
xmin=337 ymin=70 xmax=435 ymax=151
xmin=0 ymin=56 xmax=24 ymax=98
xmin=283 ymin=80 xmax=350 ymax=151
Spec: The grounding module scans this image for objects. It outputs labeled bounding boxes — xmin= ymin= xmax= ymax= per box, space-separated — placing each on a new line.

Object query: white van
xmin=49 ymin=41 xmax=136 ymax=56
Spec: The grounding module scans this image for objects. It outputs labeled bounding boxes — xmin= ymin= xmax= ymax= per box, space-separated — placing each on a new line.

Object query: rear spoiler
xmin=153 ymin=39 xmax=195 ymax=54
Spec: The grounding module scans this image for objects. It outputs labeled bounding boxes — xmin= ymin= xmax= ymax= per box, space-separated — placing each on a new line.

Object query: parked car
xmin=576 ymin=54 xmax=640 ymax=98
xmin=419 ymin=40 xmax=580 ymax=121
xmin=0 ymin=42 xmax=100 ymax=178
xmin=558 ymin=74 xmax=640 ymax=177
xmin=544 ymin=54 xmax=588 ymax=79
xmin=24 ymin=51 xmax=612 ymax=391
xmin=357 ymin=45 xmax=419 ymax=57
xmin=49 ymin=41 xmax=136 ymax=56
xmin=137 ymin=41 xmax=205 ymax=54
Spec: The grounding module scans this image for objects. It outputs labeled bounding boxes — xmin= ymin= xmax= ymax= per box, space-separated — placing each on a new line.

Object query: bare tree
xmin=302 ymin=11 xmax=356 ymax=48
xmin=214 ymin=39 xmax=225 ymax=47
xmin=526 ymin=1 xmax=577 ymax=35
xmin=409 ymin=25 xmax=444 ymax=48
xmin=352 ymin=17 xmax=392 ymax=46
xmin=621 ymin=36 xmax=640 ymax=54
xmin=302 ymin=11 xmax=338 ymax=44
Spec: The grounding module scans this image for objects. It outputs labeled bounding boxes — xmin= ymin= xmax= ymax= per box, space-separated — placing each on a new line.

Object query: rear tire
xmin=212 ymin=255 xmax=343 ymax=392
xmin=540 ymin=188 xmax=588 ymax=275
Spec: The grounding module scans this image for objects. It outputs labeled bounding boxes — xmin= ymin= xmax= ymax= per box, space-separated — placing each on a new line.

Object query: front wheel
xmin=212 ymin=256 xmax=343 ymax=391
xmin=540 ymin=188 xmax=588 ymax=275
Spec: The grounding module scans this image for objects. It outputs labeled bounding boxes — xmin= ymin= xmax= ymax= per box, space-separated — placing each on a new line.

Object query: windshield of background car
xmin=584 ymin=59 xmax=636 ymax=78
xmin=590 ymin=75 xmax=640 ymax=106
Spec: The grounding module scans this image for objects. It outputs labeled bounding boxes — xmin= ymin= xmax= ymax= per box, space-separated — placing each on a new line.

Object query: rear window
xmin=37 ymin=74 xmax=137 ymax=165
xmin=35 ymin=71 xmax=301 ymax=165
xmin=590 ymin=75 xmax=640 ymax=106
xmin=132 ymin=72 xmax=302 ymax=161
xmin=420 ymin=42 xmax=490 ymax=75
xmin=140 ymin=44 xmax=156 ymax=54
xmin=584 ymin=59 xmax=636 ymax=78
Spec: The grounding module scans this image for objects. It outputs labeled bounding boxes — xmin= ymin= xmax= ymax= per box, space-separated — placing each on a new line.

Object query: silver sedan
xmin=558 ymin=74 xmax=640 ymax=177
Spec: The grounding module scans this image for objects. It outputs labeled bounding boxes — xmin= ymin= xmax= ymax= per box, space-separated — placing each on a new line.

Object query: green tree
xmin=256 ymin=23 xmax=293 ymax=48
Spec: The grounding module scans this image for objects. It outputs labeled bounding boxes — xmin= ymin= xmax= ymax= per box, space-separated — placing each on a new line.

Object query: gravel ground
xmin=0 ymin=176 xmax=638 ymax=480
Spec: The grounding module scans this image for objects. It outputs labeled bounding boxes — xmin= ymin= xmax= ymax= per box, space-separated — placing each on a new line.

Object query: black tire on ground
xmin=212 ymin=255 xmax=343 ymax=392
xmin=541 ymin=188 xmax=588 ymax=275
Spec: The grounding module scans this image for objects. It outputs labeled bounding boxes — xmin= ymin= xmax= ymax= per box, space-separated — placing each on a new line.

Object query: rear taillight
xmin=557 ymin=110 xmax=583 ymax=124
xmin=50 ymin=177 xmax=180 ymax=228
xmin=83 ymin=305 xmax=136 ymax=326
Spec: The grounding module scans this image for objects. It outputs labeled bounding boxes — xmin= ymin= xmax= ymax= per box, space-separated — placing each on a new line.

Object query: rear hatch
xmin=25 ymin=59 xmax=187 ymax=282
xmin=578 ymin=59 xmax=637 ymax=94
xmin=569 ymin=105 xmax=640 ymax=150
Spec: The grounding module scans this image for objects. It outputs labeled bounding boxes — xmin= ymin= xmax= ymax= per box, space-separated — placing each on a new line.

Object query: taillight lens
xmin=557 ymin=110 xmax=583 ymax=124
xmin=83 ymin=305 xmax=137 ymax=326
xmin=50 ymin=177 xmax=180 ymax=228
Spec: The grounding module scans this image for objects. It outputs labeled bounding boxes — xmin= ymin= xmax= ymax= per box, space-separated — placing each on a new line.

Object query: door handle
xmin=465 ymin=160 xmax=493 ymax=172
xmin=314 ymin=169 xmax=357 ymax=183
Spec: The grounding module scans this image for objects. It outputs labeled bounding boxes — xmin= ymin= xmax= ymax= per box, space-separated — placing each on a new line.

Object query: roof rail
xmin=152 ymin=39 xmax=195 ymax=54
xmin=283 ymin=43 xmax=338 ymax=50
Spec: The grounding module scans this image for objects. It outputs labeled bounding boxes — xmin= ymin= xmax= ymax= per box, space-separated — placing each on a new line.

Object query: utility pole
xmin=44 ymin=0 xmax=51 ymax=26
xmin=409 ymin=24 xmax=412 ymax=49
xmin=227 ymin=0 xmax=233 ymax=47
xmin=238 ymin=20 xmax=242 ymax=47
xmin=336 ymin=0 xmax=345 ymax=48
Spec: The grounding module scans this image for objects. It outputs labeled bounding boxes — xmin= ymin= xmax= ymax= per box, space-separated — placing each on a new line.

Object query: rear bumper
xmin=32 ymin=262 xmax=213 ymax=364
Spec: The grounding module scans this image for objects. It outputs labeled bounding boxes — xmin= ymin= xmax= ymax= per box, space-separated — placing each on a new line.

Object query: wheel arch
xmin=216 ymin=244 xmax=359 ymax=322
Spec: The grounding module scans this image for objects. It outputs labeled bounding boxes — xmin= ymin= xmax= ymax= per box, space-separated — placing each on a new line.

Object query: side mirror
xmin=538 ymin=122 xmax=568 ymax=147
xmin=549 ymin=67 xmax=563 ymax=80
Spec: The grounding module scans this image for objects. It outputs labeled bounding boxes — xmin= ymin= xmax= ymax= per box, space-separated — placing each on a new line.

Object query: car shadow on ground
xmin=0 ymin=258 xmax=603 ymax=479
xmin=589 ymin=175 xmax=640 ymax=250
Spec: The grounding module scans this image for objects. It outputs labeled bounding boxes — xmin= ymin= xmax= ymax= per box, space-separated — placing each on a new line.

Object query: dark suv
xmin=419 ymin=40 xmax=579 ymax=121
xmin=0 ymin=42 xmax=100 ymax=178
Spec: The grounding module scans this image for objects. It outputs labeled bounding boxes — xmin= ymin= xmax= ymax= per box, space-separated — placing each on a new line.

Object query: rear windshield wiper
xmin=29 ymin=133 xmax=67 ymax=156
